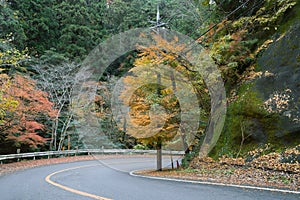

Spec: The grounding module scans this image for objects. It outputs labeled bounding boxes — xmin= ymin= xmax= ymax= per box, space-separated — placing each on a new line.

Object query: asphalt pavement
xmin=0 ymin=156 xmax=299 ymax=200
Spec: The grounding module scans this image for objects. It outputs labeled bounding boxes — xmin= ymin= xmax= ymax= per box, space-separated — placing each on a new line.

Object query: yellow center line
xmin=45 ymin=164 xmax=112 ymax=200
xmin=44 ymin=159 xmax=158 ymax=200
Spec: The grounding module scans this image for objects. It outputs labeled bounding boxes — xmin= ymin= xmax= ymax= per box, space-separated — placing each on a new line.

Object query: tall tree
xmin=8 ymin=0 xmax=59 ymax=55
xmin=0 ymin=1 xmax=27 ymax=49
xmin=54 ymin=0 xmax=107 ymax=60
xmin=105 ymin=0 xmax=203 ymax=38
xmin=117 ymin=34 xmax=210 ymax=169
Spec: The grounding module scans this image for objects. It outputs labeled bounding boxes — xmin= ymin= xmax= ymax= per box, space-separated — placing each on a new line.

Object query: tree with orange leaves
xmin=118 ymin=33 xmax=210 ymax=170
xmin=0 ymin=74 xmax=57 ymax=153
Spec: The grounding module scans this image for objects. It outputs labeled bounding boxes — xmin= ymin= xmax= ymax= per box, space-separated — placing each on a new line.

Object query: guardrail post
xmin=170 ymin=151 xmax=174 ymax=169
xmin=75 ymin=146 xmax=78 ymax=157
xmin=17 ymin=149 xmax=20 ymax=162
xmin=176 ymin=160 xmax=180 ymax=168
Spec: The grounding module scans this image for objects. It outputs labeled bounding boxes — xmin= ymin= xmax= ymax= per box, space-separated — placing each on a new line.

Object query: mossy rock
xmin=211 ymin=22 xmax=300 ymax=158
xmin=254 ymin=21 xmax=300 ymax=140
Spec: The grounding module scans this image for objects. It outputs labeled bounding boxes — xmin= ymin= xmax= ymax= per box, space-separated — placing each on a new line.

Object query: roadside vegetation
xmin=0 ymin=0 xmax=299 ymax=189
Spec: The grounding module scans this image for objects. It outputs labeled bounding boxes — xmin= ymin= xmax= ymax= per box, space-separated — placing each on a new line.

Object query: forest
xmin=0 ymin=0 xmax=299 ymax=170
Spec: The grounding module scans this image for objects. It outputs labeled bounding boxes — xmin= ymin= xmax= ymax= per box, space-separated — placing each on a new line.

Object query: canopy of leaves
xmin=0 ymin=74 xmax=57 ymax=153
xmin=1 ymin=0 xmax=212 ymax=61
xmin=117 ymin=34 xmax=210 ymax=150
xmin=0 ymin=38 xmax=57 ymax=154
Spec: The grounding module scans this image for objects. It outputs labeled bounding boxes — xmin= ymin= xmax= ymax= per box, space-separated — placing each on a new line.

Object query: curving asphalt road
xmin=0 ymin=156 xmax=299 ymax=200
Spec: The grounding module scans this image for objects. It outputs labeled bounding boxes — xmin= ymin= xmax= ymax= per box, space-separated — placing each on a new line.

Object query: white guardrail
xmin=0 ymin=149 xmax=185 ymax=163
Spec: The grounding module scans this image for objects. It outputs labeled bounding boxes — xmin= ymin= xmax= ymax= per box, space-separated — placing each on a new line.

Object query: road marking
xmin=45 ymin=164 xmax=112 ymax=200
xmin=130 ymin=170 xmax=300 ymax=195
xmin=44 ymin=158 xmax=178 ymax=199
xmin=44 ymin=159 xmax=157 ymax=200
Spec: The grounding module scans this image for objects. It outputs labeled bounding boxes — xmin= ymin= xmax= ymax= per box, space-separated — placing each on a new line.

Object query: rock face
xmin=254 ymin=22 xmax=300 ymax=142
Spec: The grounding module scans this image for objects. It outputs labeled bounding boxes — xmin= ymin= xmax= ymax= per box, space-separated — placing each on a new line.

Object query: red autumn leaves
xmin=0 ymin=74 xmax=57 ymax=149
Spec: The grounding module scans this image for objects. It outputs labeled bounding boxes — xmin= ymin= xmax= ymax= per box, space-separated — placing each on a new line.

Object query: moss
xmin=210 ymin=83 xmax=280 ymax=158
xmin=277 ymin=1 xmax=300 ymax=34
xmin=202 ymin=0 xmax=300 ymax=160
xmin=269 ymin=130 xmax=300 ymax=149
xmin=181 ymin=151 xmax=197 ymax=168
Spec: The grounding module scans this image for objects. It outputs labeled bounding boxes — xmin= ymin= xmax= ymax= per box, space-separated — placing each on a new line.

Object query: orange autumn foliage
xmin=126 ymin=85 xmax=179 ymax=146
xmin=0 ymin=74 xmax=57 ymax=149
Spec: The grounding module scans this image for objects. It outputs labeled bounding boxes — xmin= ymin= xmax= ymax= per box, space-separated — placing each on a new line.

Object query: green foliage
xmin=133 ymin=144 xmax=149 ymax=150
xmin=0 ymin=77 xmax=19 ymax=124
xmin=214 ymin=0 xmax=262 ymax=19
xmin=102 ymin=51 xmax=138 ymax=81
xmin=181 ymin=151 xmax=197 ymax=168
xmin=1 ymin=0 xmax=207 ymax=61
xmin=2 ymin=0 xmax=108 ymax=60
xmin=54 ymin=0 xmax=107 ymax=61
xmin=232 ymin=0 xmax=297 ymax=36
xmin=39 ymin=48 xmax=69 ymax=65
xmin=94 ymin=77 xmax=137 ymax=149
xmin=200 ymin=0 xmax=298 ymax=85
xmin=9 ymin=0 xmax=60 ymax=55
xmin=106 ymin=0 xmax=204 ymax=38
xmin=0 ymin=2 xmax=27 ymax=49
xmin=210 ymin=30 xmax=257 ymax=83
xmin=201 ymin=0 xmax=300 ymax=160
xmin=104 ymin=0 xmax=152 ymax=33
xmin=0 ymin=38 xmax=30 ymax=75
xmin=211 ymin=84 xmax=280 ymax=158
